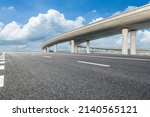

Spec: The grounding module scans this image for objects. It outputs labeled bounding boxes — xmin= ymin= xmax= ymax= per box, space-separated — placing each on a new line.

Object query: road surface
xmin=0 ymin=52 xmax=150 ymax=100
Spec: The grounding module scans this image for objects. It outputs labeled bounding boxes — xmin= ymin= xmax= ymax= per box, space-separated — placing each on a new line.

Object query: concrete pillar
xmin=43 ymin=48 xmax=46 ymax=52
xmin=77 ymin=46 xmax=79 ymax=53
xmin=122 ymin=28 xmax=129 ymax=55
xmin=46 ymin=47 xmax=49 ymax=52
xmin=86 ymin=40 xmax=90 ymax=53
xmin=54 ymin=44 xmax=57 ymax=52
xmin=130 ymin=30 xmax=137 ymax=55
xmin=44 ymin=48 xmax=47 ymax=52
xmin=70 ymin=40 xmax=75 ymax=53
xmin=74 ymin=45 xmax=78 ymax=53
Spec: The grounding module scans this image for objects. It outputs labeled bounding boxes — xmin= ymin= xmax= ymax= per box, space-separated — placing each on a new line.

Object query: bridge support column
xmin=70 ymin=40 xmax=75 ymax=53
xmin=122 ymin=28 xmax=129 ymax=55
xmin=86 ymin=40 xmax=90 ymax=53
xmin=74 ymin=45 xmax=78 ymax=53
xmin=54 ymin=44 xmax=57 ymax=52
xmin=130 ymin=30 xmax=137 ymax=55
xmin=43 ymin=48 xmax=46 ymax=52
xmin=46 ymin=47 xmax=49 ymax=52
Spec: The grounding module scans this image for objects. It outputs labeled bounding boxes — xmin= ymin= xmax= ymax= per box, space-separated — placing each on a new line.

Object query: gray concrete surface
xmin=0 ymin=52 xmax=150 ymax=100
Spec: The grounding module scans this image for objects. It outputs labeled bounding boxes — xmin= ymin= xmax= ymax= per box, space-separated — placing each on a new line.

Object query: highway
xmin=0 ymin=52 xmax=150 ymax=100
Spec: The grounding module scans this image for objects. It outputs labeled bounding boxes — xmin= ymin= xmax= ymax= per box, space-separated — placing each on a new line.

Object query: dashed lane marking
xmin=0 ymin=52 xmax=5 ymax=87
xmin=53 ymin=53 xmax=150 ymax=62
xmin=0 ymin=61 xmax=5 ymax=64
xmin=0 ymin=59 xmax=5 ymax=61
xmin=78 ymin=61 xmax=110 ymax=67
xmin=43 ymin=56 xmax=52 ymax=58
xmin=0 ymin=65 xmax=5 ymax=70
xmin=0 ymin=75 xmax=4 ymax=87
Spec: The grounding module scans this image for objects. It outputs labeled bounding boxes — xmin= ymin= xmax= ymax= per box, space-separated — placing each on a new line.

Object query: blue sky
xmin=0 ymin=0 xmax=150 ymax=51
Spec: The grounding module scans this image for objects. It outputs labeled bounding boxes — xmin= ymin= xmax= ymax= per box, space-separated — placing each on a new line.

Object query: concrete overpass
xmin=42 ymin=4 xmax=150 ymax=55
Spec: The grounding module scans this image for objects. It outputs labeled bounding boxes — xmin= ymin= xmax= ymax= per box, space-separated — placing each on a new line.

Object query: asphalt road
xmin=0 ymin=52 xmax=150 ymax=100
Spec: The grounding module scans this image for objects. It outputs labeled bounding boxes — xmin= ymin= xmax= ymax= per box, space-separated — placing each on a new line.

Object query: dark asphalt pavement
xmin=0 ymin=52 xmax=150 ymax=100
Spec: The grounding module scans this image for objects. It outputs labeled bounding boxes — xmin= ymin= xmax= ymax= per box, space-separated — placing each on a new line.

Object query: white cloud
xmin=8 ymin=6 xmax=15 ymax=11
xmin=12 ymin=44 xmax=27 ymax=49
xmin=1 ymin=6 xmax=15 ymax=11
xmin=0 ymin=22 xmax=4 ymax=31
xmin=113 ymin=11 xmax=122 ymax=16
xmin=113 ymin=6 xmax=137 ymax=16
xmin=140 ymin=30 xmax=150 ymax=48
xmin=92 ymin=10 xmax=97 ymax=13
xmin=0 ymin=5 xmax=150 ymax=51
xmin=90 ymin=35 xmax=122 ymax=48
xmin=90 ymin=17 xmax=103 ymax=23
xmin=0 ymin=9 xmax=84 ymax=42
xmin=125 ymin=6 xmax=138 ymax=11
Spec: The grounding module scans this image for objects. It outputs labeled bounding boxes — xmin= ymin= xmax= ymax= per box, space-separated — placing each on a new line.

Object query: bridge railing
xmin=78 ymin=46 xmax=150 ymax=55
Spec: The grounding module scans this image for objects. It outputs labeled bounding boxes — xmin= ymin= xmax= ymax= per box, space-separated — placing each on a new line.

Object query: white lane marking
xmin=43 ymin=56 xmax=52 ymax=58
xmin=0 ymin=61 xmax=5 ymax=64
xmin=0 ymin=59 xmax=5 ymax=61
xmin=0 ymin=52 xmax=5 ymax=87
xmin=0 ymin=52 xmax=5 ymax=61
xmin=78 ymin=61 xmax=110 ymax=67
xmin=53 ymin=53 xmax=150 ymax=62
xmin=3 ymin=52 xmax=5 ymax=58
xmin=0 ymin=65 xmax=5 ymax=70
xmin=0 ymin=75 xmax=4 ymax=87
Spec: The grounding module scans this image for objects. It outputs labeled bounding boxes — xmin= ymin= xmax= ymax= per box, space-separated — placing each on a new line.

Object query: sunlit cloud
xmin=0 ymin=9 xmax=84 ymax=43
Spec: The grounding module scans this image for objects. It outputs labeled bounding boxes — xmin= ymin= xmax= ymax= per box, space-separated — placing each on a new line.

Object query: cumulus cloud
xmin=140 ymin=30 xmax=150 ymax=48
xmin=0 ymin=5 xmax=150 ymax=51
xmin=11 ymin=44 xmax=27 ymax=50
xmin=0 ymin=9 xmax=85 ymax=51
xmin=0 ymin=22 xmax=4 ymax=31
xmin=0 ymin=9 xmax=84 ymax=43
xmin=90 ymin=35 xmax=122 ymax=48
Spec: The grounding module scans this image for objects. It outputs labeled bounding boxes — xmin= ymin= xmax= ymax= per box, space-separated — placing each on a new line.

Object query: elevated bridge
xmin=42 ymin=4 xmax=150 ymax=55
